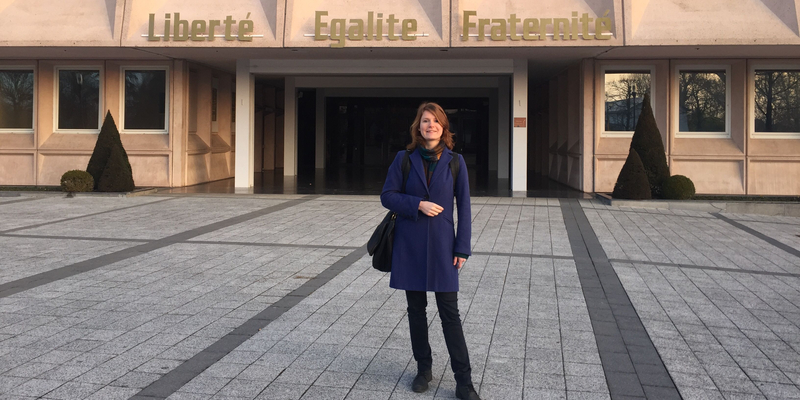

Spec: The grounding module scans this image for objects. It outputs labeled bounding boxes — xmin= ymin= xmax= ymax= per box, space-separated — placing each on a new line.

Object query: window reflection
xmin=679 ymin=71 xmax=726 ymax=132
xmin=604 ymin=72 xmax=651 ymax=131
xmin=755 ymin=70 xmax=800 ymax=133
xmin=58 ymin=70 xmax=100 ymax=130
xmin=125 ymin=70 xmax=167 ymax=130
xmin=0 ymin=70 xmax=34 ymax=130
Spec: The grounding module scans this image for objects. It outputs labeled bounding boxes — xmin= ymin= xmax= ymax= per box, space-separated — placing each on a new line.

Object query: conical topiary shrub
xmin=97 ymin=145 xmax=135 ymax=192
xmin=630 ymin=94 xmax=669 ymax=198
xmin=612 ymin=148 xmax=652 ymax=200
xmin=87 ymin=111 xmax=135 ymax=192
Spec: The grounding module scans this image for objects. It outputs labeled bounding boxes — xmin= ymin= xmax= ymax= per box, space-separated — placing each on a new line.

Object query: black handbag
xmin=368 ymin=150 xmax=411 ymax=272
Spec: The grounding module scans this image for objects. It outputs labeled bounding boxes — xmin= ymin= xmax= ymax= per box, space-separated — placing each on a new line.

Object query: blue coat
xmin=380 ymin=148 xmax=471 ymax=292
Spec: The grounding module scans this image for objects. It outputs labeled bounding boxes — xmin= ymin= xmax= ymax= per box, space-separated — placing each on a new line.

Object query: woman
xmin=380 ymin=102 xmax=480 ymax=400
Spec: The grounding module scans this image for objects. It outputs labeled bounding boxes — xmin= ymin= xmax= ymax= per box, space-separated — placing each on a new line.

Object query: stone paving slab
xmin=9 ymin=198 xmax=285 ymax=240
xmin=580 ymin=200 xmax=800 ymax=274
xmin=0 ymin=237 xmax=141 ymax=284
xmin=0 ymin=242 xmax=349 ymax=399
xmin=585 ymin=202 xmax=800 ymax=400
xmin=0 ymin=194 xmax=798 ymax=399
xmin=0 ymin=197 xmax=170 ymax=232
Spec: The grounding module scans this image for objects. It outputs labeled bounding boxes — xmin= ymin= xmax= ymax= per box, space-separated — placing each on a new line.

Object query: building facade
xmin=2 ymin=0 xmax=800 ymax=195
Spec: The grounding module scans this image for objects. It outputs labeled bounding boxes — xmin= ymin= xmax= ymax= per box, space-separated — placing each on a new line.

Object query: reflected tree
xmin=58 ymin=70 xmax=100 ymax=130
xmin=679 ymin=71 xmax=726 ymax=132
xmin=755 ymin=70 xmax=800 ymax=133
xmin=605 ymin=73 xmax=650 ymax=131
xmin=0 ymin=71 xmax=34 ymax=129
xmin=124 ymin=70 xmax=166 ymax=130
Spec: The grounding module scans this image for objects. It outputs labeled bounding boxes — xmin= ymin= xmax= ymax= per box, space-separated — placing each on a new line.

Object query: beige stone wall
xmin=593 ymin=58 xmax=800 ymax=195
xmin=0 ymin=58 xmax=234 ymax=188
xmin=6 ymin=0 xmax=799 ymax=48
xmin=544 ymin=63 xmax=585 ymax=190
xmin=184 ymin=63 xmax=235 ymax=186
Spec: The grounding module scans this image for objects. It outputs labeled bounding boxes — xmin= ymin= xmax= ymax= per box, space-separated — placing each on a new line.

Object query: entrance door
xmin=321 ymin=97 xmax=490 ymax=193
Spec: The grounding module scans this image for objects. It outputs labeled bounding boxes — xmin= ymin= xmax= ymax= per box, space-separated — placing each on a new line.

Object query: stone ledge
xmin=596 ymin=193 xmax=800 ymax=217
xmin=67 ymin=188 xmax=158 ymax=198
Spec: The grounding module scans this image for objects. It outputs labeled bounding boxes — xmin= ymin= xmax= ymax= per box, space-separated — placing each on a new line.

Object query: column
xmin=498 ymin=78 xmax=510 ymax=180
xmin=284 ymin=77 xmax=297 ymax=176
xmin=315 ymin=89 xmax=325 ymax=169
xmin=234 ymin=59 xmax=255 ymax=191
xmin=512 ymin=59 xmax=528 ymax=193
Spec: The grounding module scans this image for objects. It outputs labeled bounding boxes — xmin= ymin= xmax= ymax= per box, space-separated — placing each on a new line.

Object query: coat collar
xmin=410 ymin=147 xmax=453 ymax=192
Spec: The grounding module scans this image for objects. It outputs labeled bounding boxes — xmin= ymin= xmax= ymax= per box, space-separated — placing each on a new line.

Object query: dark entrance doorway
xmin=305 ymin=97 xmax=491 ymax=194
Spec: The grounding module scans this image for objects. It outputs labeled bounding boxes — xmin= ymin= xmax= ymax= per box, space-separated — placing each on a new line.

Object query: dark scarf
xmin=419 ymin=144 xmax=444 ymax=185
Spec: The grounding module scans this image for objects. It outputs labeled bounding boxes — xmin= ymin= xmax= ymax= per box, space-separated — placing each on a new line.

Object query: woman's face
xmin=418 ymin=110 xmax=443 ymax=146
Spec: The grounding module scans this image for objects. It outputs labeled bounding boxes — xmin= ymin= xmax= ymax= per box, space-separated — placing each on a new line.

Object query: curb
xmin=67 ymin=188 xmax=159 ymax=198
xmin=1 ymin=188 xmax=159 ymax=199
xmin=595 ymin=193 xmax=800 ymax=217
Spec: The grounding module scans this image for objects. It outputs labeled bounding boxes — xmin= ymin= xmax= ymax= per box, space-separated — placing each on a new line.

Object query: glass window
xmin=678 ymin=70 xmax=727 ymax=132
xmin=604 ymin=71 xmax=651 ymax=131
xmin=58 ymin=70 xmax=100 ymax=130
xmin=0 ymin=70 xmax=34 ymax=130
xmin=124 ymin=70 xmax=167 ymax=130
xmin=754 ymin=70 xmax=800 ymax=133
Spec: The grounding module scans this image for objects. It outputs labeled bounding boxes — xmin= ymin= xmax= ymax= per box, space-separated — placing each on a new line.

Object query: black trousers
xmin=405 ymin=290 xmax=472 ymax=386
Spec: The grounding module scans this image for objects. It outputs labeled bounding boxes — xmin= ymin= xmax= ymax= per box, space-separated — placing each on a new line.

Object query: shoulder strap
xmin=449 ymin=151 xmax=460 ymax=184
xmin=401 ymin=149 xmax=412 ymax=193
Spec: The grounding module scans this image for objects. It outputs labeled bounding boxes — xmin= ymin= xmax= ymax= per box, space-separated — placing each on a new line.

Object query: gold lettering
xmin=539 ymin=18 xmax=551 ymax=41
xmin=331 ymin=18 xmax=346 ymax=47
xmin=238 ymin=13 xmax=253 ymax=41
xmin=402 ymin=19 xmax=417 ymax=40
xmin=190 ymin=20 xmax=206 ymax=41
xmin=462 ymin=11 xmax=476 ymax=41
xmin=508 ymin=14 xmax=521 ymax=41
xmin=522 ymin=18 xmax=539 ymax=40
xmin=595 ymin=10 xmax=612 ymax=39
xmin=387 ymin=14 xmax=399 ymax=40
xmin=315 ymin=11 xmax=328 ymax=40
xmin=148 ymin=14 xmax=158 ymax=41
xmin=478 ymin=18 xmax=490 ymax=41
xmin=580 ymin=13 xmax=593 ymax=39
xmin=553 ymin=18 xmax=569 ymax=40
xmin=490 ymin=19 xmax=506 ymax=41
xmin=348 ymin=19 xmax=364 ymax=41
xmin=208 ymin=20 xmax=220 ymax=41
xmin=174 ymin=13 xmax=189 ymax=41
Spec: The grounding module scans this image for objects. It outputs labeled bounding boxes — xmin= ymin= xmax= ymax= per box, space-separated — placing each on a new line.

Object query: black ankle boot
xmin=455 ymin=384 xmax=481 ymax=400
xmin=412 ymin=370 xmax=433 ymax=393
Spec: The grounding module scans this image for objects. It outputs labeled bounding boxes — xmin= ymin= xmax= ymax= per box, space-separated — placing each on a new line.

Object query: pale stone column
xmin=512 ymin=59 xmax=528 ymax=193
xmin=234 ymin=59 xmax=255 ymax=191
xmin=498 ymin=78 xmax=510 ymax=180
xmin=284 ymin=77 xmax=297 ymax=176
xmin=315 ymin=89 xmax=325 ymax=169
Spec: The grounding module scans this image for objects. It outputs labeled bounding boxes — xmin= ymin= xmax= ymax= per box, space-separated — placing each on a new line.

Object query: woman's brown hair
xmin=407 ymin=102 xmax=454 ymax=151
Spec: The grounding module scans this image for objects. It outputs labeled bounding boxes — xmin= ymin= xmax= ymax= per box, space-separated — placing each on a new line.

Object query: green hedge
xmin=60 ymin=170 xmax=94 ymax=192
xmin=662 ymin=175 xmax=696 ymax=200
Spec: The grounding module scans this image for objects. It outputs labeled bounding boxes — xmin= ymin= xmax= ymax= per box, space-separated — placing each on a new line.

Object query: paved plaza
xmin=0 ymin=193 xmax=799 ymax=400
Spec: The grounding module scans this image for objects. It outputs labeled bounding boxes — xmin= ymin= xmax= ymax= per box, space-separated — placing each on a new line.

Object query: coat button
xmin=423 ymin=195 xmax=429 ymax=200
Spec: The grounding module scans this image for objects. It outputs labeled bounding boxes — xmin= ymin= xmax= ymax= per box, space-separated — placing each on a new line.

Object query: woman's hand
xmin=454 ymin=257 xmax=466 ymax=269
xmin=418 ymin=201 xmax=443 ymax=217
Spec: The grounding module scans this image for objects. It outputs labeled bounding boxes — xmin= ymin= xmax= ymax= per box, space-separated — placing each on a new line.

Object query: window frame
xmin=600 ymin=65 xmax=656 ymax=138
xmin=0 ymin=65 xmax=36 ymax=134
xmin=54 ymin=66 xmax=104 ymax=134
xmin=120 ymin=66 xmax=170 ymax=135
xmin=673 ymin=64 xmax=731 ymax=139
xmin=749 ymin=63 xmax=800 ymax=140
